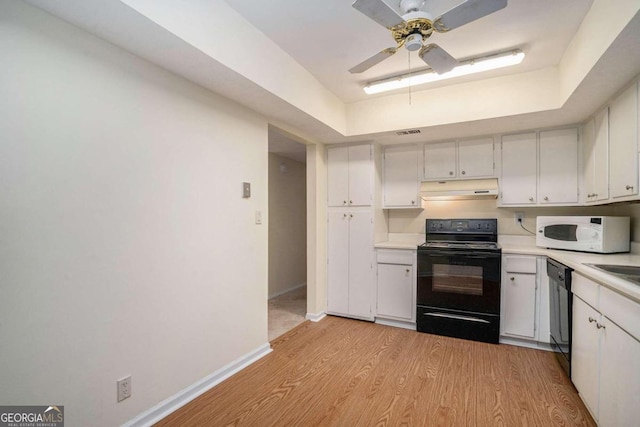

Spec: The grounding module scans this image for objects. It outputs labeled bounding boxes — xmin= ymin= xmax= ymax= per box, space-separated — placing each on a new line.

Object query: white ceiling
xmin=224 ymin=0 xmax=594 ymax=103
xmin=24 ymin=0 xmax=640 ymax=149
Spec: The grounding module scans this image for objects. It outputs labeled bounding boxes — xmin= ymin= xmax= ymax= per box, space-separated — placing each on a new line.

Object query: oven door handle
xmin=423 ymin=312 xmax=491 ymax=324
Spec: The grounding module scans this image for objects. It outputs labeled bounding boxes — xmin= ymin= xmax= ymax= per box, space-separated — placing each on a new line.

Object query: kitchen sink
xmin=584 ymin=263 xmax=640 ymax=285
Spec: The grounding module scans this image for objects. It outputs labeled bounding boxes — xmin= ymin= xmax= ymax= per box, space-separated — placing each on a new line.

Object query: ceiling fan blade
xmin=419 ymin=44 xmax=459 ymax=74
xmin=352 ymin=0 xmax=405 ymax=29
xmin=433 ymin=0 xmax=507 ymax=32
xmin=349 ymin=47 xmax=398 ymax=73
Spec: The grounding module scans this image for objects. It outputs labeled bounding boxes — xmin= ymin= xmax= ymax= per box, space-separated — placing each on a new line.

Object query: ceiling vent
xmin=396 ymin=129 xmax=421 ymax=136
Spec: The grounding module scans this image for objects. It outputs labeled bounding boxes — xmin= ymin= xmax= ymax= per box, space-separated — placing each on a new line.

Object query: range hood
xmin=420 ymin=178 xmax=499 ymax=200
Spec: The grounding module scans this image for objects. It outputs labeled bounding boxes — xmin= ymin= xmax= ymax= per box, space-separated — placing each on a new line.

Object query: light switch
xmin=242 ymin=182 xmax=251 ymax=198
xmin=255 ymin=210 xmax=262 ymax=224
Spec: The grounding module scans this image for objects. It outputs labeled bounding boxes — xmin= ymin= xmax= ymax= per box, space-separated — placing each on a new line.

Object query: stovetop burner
xmin=420 ymin=219 xmax=500 ymax=253
xmin=420 ymin=241 xmax=500 ymax=250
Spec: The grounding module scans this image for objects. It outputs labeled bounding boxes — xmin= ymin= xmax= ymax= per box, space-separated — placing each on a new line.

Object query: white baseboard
xmin=499 ymin=336 xmax=554 ymax=351
xmin=305 ymin=311 xmax=326 ymax=322
xmin=122 ymin=343 xmax=272 ymax=427
xmin=268 ymin=282 xmax=306 ymax=300
xmin=375 ymin=318 xmax=416 ymax=330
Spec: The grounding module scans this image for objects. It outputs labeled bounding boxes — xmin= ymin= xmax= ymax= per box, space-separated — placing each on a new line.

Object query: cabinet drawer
xmin=504 ymin=255 xmax=537 ymax=273
xmin=376 ymin=249 xmax=414 ymax=265
xmin=600 ymin=286 xmax=640 ymax=340
xmin=572 ymin=273 xmax=599 ymax=309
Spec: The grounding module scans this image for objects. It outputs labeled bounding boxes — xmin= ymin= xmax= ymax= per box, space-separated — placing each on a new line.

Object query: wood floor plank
xmin=155 ymin=316 xmax=596 ymax=427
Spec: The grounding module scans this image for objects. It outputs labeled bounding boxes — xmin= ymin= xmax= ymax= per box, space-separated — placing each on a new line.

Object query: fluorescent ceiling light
xmin=364 ymin=49 xmax=525 ymax=95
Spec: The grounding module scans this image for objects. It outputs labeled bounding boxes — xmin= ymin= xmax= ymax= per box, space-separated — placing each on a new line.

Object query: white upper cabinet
xmin=423 ymin=141 xmax=456 ymax=179
xmin=500 ymin=129 xmax=579 ymax=206
xmin=424 ymin=139 xmax=494 ymax=180
xmin=500 ymin=133 xmax=537 ymax=205
xmin=584 ymin=108 xmax=610 ymax=203
xmin=327 ymin=145 xmax=373 ymax=207
xmin=539 ymin=128 xmax=578 ymax=204
xmin=458 ymin=137 xmax=495 ymax=178
xmin=609 ymin=81 xmax=638 ymax=199
xmin=383 ymin=144 xmax=420 ymax=208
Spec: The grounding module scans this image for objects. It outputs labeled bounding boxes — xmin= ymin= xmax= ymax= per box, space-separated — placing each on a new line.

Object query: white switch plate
xmin=255 ymin=210 xmax=262 ymax=224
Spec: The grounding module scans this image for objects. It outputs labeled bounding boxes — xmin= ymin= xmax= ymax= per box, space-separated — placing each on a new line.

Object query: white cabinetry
xmin=376 ymin=249 xmax=416 ymax=326
xmin=424 ymin=138 xmax=494 ymax=180
xmin=609 ymin=81 xmax=638 ymax=199
xmin=383 ymin=144 xmax=420 ymax=208
xmin=500 ymin=129 xmax=578 ymax=206
xmin=539 ymin=128 xmax=579 ymax=204
xmin=501 ymin=255 xmax=537 ymax=339
xmin=327 ymin=211 xmax=374 ymax=320
xmin=583 ymin=108 xmax=609 ymax=203
xmin=328 ymin=145 xmax=372 ymax=207
xmin=571 ymin=273 xmax=640 ymax=426
xmin=500 ymin=255 xmax=550 ymax=346
xmin=500 ymin=133 xmax=537 ymax=205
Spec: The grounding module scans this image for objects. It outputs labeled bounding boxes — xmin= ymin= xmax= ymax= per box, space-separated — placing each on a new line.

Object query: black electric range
xmin=417 ymin=219 xmax=502 ymax=344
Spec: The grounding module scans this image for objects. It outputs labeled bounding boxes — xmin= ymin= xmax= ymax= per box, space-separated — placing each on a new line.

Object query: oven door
xmin=417 ymin=249 xmax=501 ymax=314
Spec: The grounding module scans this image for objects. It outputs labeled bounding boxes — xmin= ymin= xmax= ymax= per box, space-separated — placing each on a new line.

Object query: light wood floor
xmin=156 ymin=316 xmax=595 ymax=426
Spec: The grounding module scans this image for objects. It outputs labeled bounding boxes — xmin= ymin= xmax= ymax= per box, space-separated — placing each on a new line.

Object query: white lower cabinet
xmin=327 ymin=210 xmax=375 ymax=320
xmin=500 ymin=255 xmax=550 ymax=345
xmin=375 ymin=249 xmax=416 ymax=325
xmin=571 ymin=273 xmax=640 ymax=426
xmin=501 ymin=255 xmax=537 ymax=340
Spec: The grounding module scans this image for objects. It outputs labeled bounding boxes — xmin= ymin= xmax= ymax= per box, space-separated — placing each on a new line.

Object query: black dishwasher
xmin=547 ymin=258 xmax=573 ymax=378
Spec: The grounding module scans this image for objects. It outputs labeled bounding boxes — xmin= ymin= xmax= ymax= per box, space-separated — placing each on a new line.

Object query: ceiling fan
xmin=349 ymin=0 xmax=508 ymax=74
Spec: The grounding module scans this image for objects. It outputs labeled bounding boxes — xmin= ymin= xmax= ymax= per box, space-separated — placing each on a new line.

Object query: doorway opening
xmin=267 ymin=126 xmax=307 ymax=341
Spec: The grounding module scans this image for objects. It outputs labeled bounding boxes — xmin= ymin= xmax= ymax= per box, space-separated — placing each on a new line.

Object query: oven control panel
xmin=427 ymin=219 xmax=497 ymax=234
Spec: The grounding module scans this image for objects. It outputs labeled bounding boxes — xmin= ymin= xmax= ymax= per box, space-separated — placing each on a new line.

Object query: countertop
xmin=374 ymin=234 xmax=640 ymax=303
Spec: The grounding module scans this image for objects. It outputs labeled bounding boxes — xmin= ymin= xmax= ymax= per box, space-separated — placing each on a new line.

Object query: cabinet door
xmin=501 ymin=133 xmax=537 ymax=204
xmin=348 ymin=145 xmax=372 ymax=206
xmin=377 ymin=263 xmax=414 ymax=320
xmin=609 ymin=82 xmax=638 ymax=199
xmin=583 ymin=118 xmax=596 ymax=203
xmin=458 ymin=138 xmax=494 ymax=178
xmin=424 ymin=141 xmax=456 ymax=180
xmin=571 ymin=296 xmax=600 ymax=419
xmin=327 ymin=211 xmax=350 ymax=315
xmin=593 ymin=108 xmax=610 ymax=202
xmin=502 ymin=273 xmax=537 ymax=338
xmin=327 ymin=147 xmax=349 ymax=207
xmin=383 ymin=145 xmax=419 ymax=207
xmin=539 ymin=128 xmax=578 ymax=204
xmin=348 ymin=211 xmax=374 ymax=320
xmin=599 ymin=317 xmax=640 ymax=427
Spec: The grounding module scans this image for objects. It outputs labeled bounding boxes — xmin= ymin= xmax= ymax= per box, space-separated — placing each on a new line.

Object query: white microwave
xmin=536 ymin=216 xmax=630 ymax=253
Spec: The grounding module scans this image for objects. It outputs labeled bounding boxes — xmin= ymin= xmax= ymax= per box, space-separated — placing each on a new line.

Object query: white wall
xmin=0 ymin=2 xmax=268 ymax=426
xmin=268 ymin=154 xmax=306 ymax=298
xmin=389 ymin=200 xmax=618 ymax=236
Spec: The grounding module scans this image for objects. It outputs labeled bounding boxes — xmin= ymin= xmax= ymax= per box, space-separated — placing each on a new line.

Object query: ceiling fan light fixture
xmin=363 ymin=49 xmax=525 ymax=94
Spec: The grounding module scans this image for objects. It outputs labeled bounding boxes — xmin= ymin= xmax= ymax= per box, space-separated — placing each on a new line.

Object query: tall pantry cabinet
xmin=326 ymin=144 xmax=387 ymax=321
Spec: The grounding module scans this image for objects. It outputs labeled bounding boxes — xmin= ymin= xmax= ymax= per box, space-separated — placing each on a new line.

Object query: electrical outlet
xmin=515 ymin=212 xmax=525 ymax=225
xmin=117 ymin=376 xmax=132 ymax=402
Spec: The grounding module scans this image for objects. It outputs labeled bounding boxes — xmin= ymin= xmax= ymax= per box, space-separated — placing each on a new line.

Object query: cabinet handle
xmin=406 ymin=268 xmax=410 ymax=273
xmin=343 ymin=200 xmax=347 ymax=205
xmin=343 ymin=213 xmax=347 ymax=218
xmin=411 ymin=200 xmax=415 ymax=204
xmin=461 ymin=171 xmax=466 ymax=175
xmin=510 ymin=277 xmax=515 ymax=281
xmin=449 ymin=171 xmax=454 ymax=175
xmin=588 ymin=317 xmax=596 ymax=323
xmin=626 ymin=185 xmax=634 ymax=191
xmin=528 ymin=197 xmax=534 ymax=202
xmin=544 ymin=196 xmax=549 ymax=201
xmin=596 ymin=323 xmax=606 ymax=329
xmin=594 ymin=193 xmax=598 ymax=197
xmin=349 ymin=214 xmax=353 ymax=218
xmin=349 ymin=200 xmax=353 ymax=204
